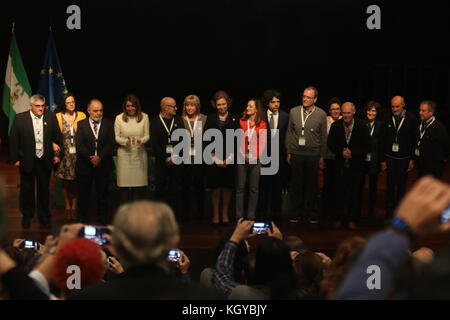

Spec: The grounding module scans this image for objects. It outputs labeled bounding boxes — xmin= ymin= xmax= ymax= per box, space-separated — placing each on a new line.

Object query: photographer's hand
xmin=395 ymin=176 xmax=450 ymax=237
xmin=178 ymin=251 xmax=190 ymax=275
xmin=230 ymin=218 xmax=254 ymax=243
xmin=57 ymin=223 xmax=84 ymax=251
xmin=268 ymin=222 xmax=283 ymax=240
xmin=108 ymin=256 xmax=124 ymax=274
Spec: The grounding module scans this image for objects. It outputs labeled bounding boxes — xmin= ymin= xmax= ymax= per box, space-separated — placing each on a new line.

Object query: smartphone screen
xmin=252 ymin=222 xmax=270 ymax=235
xmin=79 ymin=226 xmax=110 ymax=245
xmin=23 ymin=240 xmax=38 ymax=249
xmin=441 ymin=206 xmax=450 ymax=223
xmin=167 ymin=249 xmax=181 ymax=262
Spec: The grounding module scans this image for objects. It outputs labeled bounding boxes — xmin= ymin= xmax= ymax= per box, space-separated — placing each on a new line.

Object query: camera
xmin=251 ymin=222 xmax=271 ymax=235
xmin=167 ymin=249 xmax=181 ymax=262
xmin=78 ymin=226 xmax=111 ymax=245
xmin=20 ymin=240 xmax=40 ymax=250
xmin=441 ymin=205 xmax=450 ymax=223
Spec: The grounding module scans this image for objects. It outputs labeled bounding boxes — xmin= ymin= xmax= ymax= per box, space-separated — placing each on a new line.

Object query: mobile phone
xmin=251 ymin=222 xmax=271 ymax=235
xmin=78 ymin=226 xmax=111 ymax=245
xmin=167 ymin=249 xmax=181 ymax=262
xmin=20 ymin=240 xmax=40 ymax=250
xmin=441 ymin=205 xmax=450 ymax=223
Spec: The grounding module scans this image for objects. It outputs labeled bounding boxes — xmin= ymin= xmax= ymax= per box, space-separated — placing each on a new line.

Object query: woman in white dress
xmin=114 ymin=94 xmax=150 ymax=203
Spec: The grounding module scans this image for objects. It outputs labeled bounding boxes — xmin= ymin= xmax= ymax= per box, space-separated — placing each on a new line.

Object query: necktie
xmin=35 ymin=116 xmax=44 ymax=158
xmin=269 ymin=113 xmax=275 ymax=129
xmin=93 ymin=121 xmax=99 ymax=134
xmin=421 ymin=121 xmax=427 ymax=134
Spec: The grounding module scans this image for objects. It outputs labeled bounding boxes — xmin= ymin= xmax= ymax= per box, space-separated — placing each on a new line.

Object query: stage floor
xmin=2 ymin=152 xmax=450 ymax=280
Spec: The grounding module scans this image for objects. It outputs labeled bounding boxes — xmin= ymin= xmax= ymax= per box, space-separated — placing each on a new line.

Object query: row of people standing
xmin=9 ymin=89 xmax=450 ymax=229
xmin=322 ymin=95 xmax=450 ymax=229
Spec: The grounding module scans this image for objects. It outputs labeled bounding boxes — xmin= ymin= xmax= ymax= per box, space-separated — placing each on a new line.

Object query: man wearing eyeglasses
xmin=285 ymin=86 xmax=327 ymax=224
xmin=150 ymin=97 xmax=185 ymax=221
xmin=9 ymin=94 xmax=63 ymax=229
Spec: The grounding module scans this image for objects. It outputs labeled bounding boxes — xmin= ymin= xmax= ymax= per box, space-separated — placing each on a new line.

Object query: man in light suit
xmin=258 ymin=89 xmax=289 ymax=222
xmin=75 ymin=99 xmax=114 ymax=225
xmin=9 ymin=94 xmax=62 ymax=229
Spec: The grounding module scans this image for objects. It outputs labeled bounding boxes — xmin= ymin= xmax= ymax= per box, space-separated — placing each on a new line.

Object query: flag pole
xmin=11 ymin=18 xmax=15 ymax=34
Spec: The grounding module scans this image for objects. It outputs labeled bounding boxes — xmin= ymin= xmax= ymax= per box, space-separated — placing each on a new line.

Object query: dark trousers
xmin=258 ymin=161 xmax=287 ymax=222
xmin=334 ymin=163 xmax=363 ymax=223
xmin=321 ymin=159 xmax=336 ymax=219
xmin=386 ymin=157 xmax=410 ymax=218
xmin=77 ymin=168 xmax=110 ymax=224
xmin=289 ymin=154 xmax=319 ymax=219
xmin=19 ymin=157 xmax=51 ymax=222
xmin=358 ymin=162 xmax=379 ymax=218
xmin=182 ymin=164 xmax=205 ymax=220
xmin=154 ymin=157 xmax=182 ymax=220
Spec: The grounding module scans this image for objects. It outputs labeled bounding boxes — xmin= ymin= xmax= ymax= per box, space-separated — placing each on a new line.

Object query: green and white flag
xmin=2 ymin=31 xmax=31 ymax=134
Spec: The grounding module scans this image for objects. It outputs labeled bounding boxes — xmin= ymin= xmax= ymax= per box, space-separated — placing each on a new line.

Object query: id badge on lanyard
xmin=36 ymin=139 xmax=43 ymax=151
xmin=298 ymin=136 xmax=306 ymax=146
xmin=166 ymin=139 xmax=173 ymax=155
xmin=392 ymin=143 xmax=399 ymax=153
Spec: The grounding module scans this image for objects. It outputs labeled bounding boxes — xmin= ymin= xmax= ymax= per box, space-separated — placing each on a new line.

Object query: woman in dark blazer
xmin=204 ymin=90 xmax=239 ymax=225
xmin=358 ymin=101 xmax=383 ymax=219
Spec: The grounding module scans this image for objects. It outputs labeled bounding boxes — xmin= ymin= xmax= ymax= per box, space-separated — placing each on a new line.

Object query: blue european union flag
xmin=36 ymin=30 xmax=68 ymax=112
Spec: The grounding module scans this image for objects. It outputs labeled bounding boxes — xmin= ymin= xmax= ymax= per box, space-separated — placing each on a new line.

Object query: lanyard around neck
xmin=186 ymin=116 xmax=198 ymax=138
xmin=301 ymin=106 xmax=315 ymax=136
xmin=159 ymin=114 xmax=174 ymax=135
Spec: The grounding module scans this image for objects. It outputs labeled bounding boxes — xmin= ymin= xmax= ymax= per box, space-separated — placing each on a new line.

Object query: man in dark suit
xmin=75 ymin=99 xmax=114 ymax=225
xmin=327 ymin=102 xmax=370 ymax=229
xmin=9 ymin=94 xmax=62 ymax=229
xmin=258 ymin=90 xmax=289 ymax=222
xmin=380 ymin=96 xmax=418 ymax=220
xmin=415 ymin=100 xmax=450 ymax=179
xmin=150 ymin=97 xmax=184 ymax=221
xmin=69 ymin=201 xmax=221 ymax=300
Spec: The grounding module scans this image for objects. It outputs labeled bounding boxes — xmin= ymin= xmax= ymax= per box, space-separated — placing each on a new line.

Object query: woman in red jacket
xmin=235 ymin=98 xmax=267 ymax=220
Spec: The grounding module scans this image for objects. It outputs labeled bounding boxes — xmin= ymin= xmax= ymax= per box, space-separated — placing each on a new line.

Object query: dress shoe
xmin=22 ymin=218 xmax=31 ymax=229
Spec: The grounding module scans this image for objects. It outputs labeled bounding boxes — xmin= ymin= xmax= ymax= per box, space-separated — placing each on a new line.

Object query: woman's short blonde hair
xmin=182 ymin=94 xmax=201 ymax=117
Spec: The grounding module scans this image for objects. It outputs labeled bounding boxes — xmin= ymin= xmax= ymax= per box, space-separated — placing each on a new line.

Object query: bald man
xmin=380 ymin=96 xmax=418 ymax=221
xmin=75 ymin=99 xmax=115 ymax=224
xmin=150 ymin=97 xmax=185 ymax=220
xmin=327 ymin=102 xmax=370 ymax=229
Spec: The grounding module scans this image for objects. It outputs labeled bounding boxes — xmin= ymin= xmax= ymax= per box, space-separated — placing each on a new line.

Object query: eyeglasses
xmin=303 ymin=95 xmax=315 ymax=100
xmin=32 ymin=104 xmax=45 ymax=107
xmin=66 ymin=101 xmax=75 ymax=105
xmin=167 ymin=105 xmax=177 ymax=109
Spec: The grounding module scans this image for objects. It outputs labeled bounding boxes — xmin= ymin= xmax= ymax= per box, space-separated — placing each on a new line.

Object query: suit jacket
xmin=261 ymin=109 xmax=289 ymax=159
xmin=75 ymin=117 xmax=115 ymax=175
xmin=363 ymin=118 xmax=383 ymax=174
xmin=9 ymin=110 xmax=62 ymax=173
xmin=327 ymin=118 xmax=371 ymax=169
xmin=68 ymin=264 xmax=223 ymax=300
xmin=380 ymin=111 xmax=418 ymax=161
xmin=150 ymin=115 xmax=185 ymax=160
xmin=417 ymin=118 xmax=450 ymax=165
